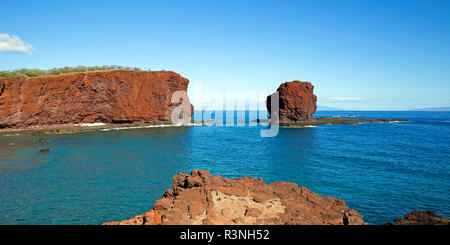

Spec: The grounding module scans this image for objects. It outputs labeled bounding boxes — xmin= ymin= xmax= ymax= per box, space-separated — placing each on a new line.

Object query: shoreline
xmin=0 ymin=117 xmax=409 ymax=136
xmin=0 ymin=122 xmax=193 ymax=136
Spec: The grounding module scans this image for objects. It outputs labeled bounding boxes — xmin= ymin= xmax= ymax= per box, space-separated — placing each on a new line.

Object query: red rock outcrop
xmin=0 ymin=70 xmax=193 ymax=128
xmin=267 ymin=81 xmax=317 ymax=123
xmin=103 ymin=170 xmax=364 ymax=225
xmin=387 ymin=211 xmax=450 ymax=225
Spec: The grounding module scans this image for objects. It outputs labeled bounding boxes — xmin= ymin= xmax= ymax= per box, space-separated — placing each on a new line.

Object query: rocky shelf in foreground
xmin=386 ymin=211 xmax=450 ymax=225
xmin=103 ymin=170 xmax=365 ymax=225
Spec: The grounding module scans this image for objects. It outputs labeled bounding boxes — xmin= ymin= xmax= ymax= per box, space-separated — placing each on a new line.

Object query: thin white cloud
xmin=0 ymin=33 xmax=34 ymax=54
xmin=328 ymin=97 xmax=362 ymax=102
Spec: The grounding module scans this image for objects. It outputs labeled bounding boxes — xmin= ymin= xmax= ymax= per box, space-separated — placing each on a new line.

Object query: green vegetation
xmin=0 ymin=65 xmax=149 ymax=78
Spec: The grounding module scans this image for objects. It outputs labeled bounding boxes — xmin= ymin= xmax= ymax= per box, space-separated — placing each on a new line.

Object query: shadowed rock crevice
xmin=111 ymin=119 xmax=135 ymax=124
xmin=0 ymin=81 xmax=5 ymax=97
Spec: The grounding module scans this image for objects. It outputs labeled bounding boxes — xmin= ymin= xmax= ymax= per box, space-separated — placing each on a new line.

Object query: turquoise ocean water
xmin=0 ymin=111 xmax=449 ymax=224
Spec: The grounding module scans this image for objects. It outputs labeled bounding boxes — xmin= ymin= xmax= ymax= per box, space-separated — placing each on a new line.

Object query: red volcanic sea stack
xmin=0 ymin=70 xmax=193 ymax=128
xmin=267 ymin=81 xmax=317 ymax=123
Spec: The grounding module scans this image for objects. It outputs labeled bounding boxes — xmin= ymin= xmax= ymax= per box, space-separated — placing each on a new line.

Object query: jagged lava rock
xmin=387 ymin=211 xmax=450 ymax=225
xmin=0 ymin=70 xmax=193 ymax=128
xmin=267 ymin=81 xmax=317 ymax=123
xmin=103 ymin=170 xmax=364 ymax=225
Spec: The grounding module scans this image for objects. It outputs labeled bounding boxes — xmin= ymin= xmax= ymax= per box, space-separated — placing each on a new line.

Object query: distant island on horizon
xmin=409 ymin=107 xmax=450 ymax=111
xmin=316 ymin=105 xmax=345 ymax=111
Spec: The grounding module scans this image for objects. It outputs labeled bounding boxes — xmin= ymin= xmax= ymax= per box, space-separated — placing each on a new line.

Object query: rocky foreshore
xmin=284 ymin=117 xmax=408 ymax=127
xmin=251 ymin=117 xmax=408 ymax=127
xmin=0 ymin=122 xmax=193 ymax=136
xmin=103 ymin=170 xmax=365 ymax=225
xmin=386 ymin=211 xmax=450 ymax=225
xmin=0 ymin=117 xmax=408 ymax=136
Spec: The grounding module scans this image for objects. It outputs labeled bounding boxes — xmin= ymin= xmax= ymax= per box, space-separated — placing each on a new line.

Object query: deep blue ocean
xmin=0 ymin=111 xmax=449 ymax=225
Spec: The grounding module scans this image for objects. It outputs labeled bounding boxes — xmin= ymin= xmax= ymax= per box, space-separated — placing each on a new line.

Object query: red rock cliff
xmin=267 ymin=81 xmax=317 ymax=123
xmin=0 ymin=70 xmax=193 ymax=128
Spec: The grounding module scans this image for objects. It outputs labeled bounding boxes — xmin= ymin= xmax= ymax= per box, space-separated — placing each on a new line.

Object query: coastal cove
xmin=2 ymin=0 xmax=450 ymax=231
xmin=0 ymin=110 xmax=449 ymax=225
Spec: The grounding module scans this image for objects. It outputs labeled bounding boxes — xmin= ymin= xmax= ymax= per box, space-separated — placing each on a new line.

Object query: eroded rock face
xmin=267 ymin=81 xmax=317 ymax=123
xmin=103 ymin=170 xmax=364 ymax=225
xmin=387 ymin=211 xmax=450 ymax=225
xmin=0 ymin=70 xmax=192 ymax=128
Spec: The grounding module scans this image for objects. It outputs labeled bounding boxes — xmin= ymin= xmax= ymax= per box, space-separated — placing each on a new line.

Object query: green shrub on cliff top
xmin=0 ymin=66 xmax=148 ymax=78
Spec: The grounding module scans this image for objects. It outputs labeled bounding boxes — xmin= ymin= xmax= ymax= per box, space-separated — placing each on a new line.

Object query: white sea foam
xmin=282 ymin=125 xmax=317 ymax=128
xmin=79 ymin=123 xmax=106 ymax=127
xmin=103 ymin=124 xmax=194 ymax=131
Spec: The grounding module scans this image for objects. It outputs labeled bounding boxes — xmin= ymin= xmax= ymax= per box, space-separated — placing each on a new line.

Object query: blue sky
xmin=1 ymin=0 xmax=449 ymax=110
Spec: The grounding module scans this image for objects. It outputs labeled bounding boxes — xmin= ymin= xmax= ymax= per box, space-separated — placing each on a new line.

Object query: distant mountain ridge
xmin=316 ymin=105 xmax=345 ymax=111
xmin=409 ymin=107 xmax=450 ymax=111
